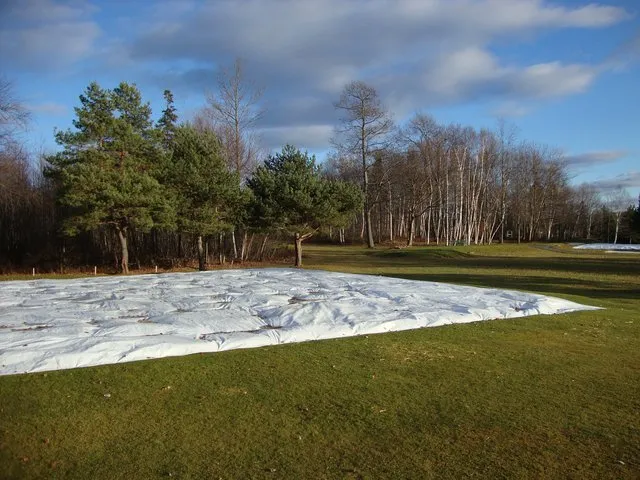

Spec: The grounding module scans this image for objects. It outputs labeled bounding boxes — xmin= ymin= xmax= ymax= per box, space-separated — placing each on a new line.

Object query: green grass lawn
xmin=1 ymin=244 xmax=639 ymax=479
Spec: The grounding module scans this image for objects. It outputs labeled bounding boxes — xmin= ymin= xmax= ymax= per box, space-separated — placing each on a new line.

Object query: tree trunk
xmin=117 ymin=226 xmax=129 ymax=274
xmin=365 ymin=208 xmax=375 ymax=248
xmin=59 ymin=238 xmax=66 ymax=274
xmin=231 ymin=230 xmax=238 ymax=259
xmin=388 ymin=186 xmax=393 ymax=242
xmin=239 ymin=231 xmax=248 ymax=262
xmin=360 ymin=118 xmax=374 ymax=248
xmin=294 ymin=232 xmax=313 ymax=267
xmin=407 ymin=216 xmax=415 ymax=247
xmin=259 ymin=234 xmax=269 ymax=260
xmin=377 ymin=201 xmax=382 ymax=244
xmin=219 ymin=233 xmax=225 ymax=264
xmin=197 ymin=235 xmax=206 ymax=271
xmin=294 ymin=233 xmax=303 ymax=267
xmin=244 ymin=233 xmax=255 ymax=261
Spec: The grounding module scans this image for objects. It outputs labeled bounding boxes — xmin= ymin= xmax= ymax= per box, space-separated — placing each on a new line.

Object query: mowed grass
xmin=0 ymin=244 xmax=639 ymax=479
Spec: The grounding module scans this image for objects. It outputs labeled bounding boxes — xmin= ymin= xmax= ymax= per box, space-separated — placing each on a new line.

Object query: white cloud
xmin=564 ymin=150 xmax=627 ymax=168
xmin=1 ymin=0 xmax=633 ymax=148
xmin=591 ymin=171 xmax=640 ymax=192
xmin=0 ymin=0 xmax=100 ymax=70
xmin=2 ymin=0 xmax=98 ymax=22
xmin=117 ymin=0 xmax=628 ymax=122
xmin=259 ymin=125 xmax=334 ymax=151
xmin=424 ymin=47 xmax=502 ymax=97
xmin=5 ymin=23 xmax=100 ymax=69
xmin=513 ymin=62 xmax=596 ymax=97
xmin=421 ymin=47 xmax=599 ymax=104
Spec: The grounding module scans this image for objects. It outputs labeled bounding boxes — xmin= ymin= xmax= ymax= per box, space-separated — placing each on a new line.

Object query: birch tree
xmin=333 ymin=81 xmax=393 ymax=248
xmin=606 ymin=188 xmax=634 ymax=244
xmin=494 ymin=119 xmax=518 ymax=243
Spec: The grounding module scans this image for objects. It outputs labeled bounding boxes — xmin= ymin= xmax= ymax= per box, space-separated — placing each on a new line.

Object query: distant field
xmin=1 ymin=243 xmax=639 ymax=479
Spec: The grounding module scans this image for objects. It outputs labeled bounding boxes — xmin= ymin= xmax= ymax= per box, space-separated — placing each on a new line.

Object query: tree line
xmin=329 ymin=81 xmax=639 ymax=249
xmin=0 ymin=69 xmax=638 ymax=273
xmin=1 ymin=66 xmax=361 ymax=273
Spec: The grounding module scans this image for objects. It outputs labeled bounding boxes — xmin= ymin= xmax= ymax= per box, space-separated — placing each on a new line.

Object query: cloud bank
xmin=0 ymin=0 xmax=633 ymax=149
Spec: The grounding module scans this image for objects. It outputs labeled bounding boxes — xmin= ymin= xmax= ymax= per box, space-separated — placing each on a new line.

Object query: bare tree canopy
xmin=332 ymin=80 xmax=393 ymax=248
xmin=204 ymin=58 xmax=265 ymax=179
xmin=0 ymin=76 xmax=30 ymax=148
xmin=606 ymin=187 xmax=634 ymax=243
xmin=332 ymin=81 xmax=394 ymax=156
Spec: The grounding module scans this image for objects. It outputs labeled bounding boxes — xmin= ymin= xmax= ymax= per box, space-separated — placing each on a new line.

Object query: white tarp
xmin=574 ymin=243 xmax=640 ymax=251
xmin=0 ymin=268 xmax=598 ymax=375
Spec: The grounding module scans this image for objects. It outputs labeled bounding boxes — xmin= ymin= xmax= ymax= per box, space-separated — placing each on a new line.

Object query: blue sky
xmin=1 ymin=0 xmax=639 ymax=198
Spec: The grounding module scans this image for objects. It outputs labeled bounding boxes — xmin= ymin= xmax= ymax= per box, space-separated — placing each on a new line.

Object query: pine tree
xmin=248 ymin=145 xmax=362 ymax=267
xmin=167 ymin=125 xmax=243 ymax=270
xmin=157 ymin=89 xmax=178 ymax=148
xmin=46 ymin=82 xmax=175 ymax=273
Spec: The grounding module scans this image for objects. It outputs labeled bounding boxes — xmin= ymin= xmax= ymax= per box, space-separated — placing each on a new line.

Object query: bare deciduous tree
xmin=0 ymin=76 xmax=30 ymax=148
xmin=571 ymin=183 xmax=599 ymax=239
xmin=333 ymin=81 xmax=393 ymax=248
xmin=494 ymin=119 xmax=518 ymax=243
xmin=204 ymin=58 xmax=264 ymax=180
xmin=203 ymin=59 xmax=265 ymax=259
xmin=606 ymin=187 xmax=634 ymax=244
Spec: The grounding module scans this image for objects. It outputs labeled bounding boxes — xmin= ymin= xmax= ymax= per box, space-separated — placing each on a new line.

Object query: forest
xmin=1 ymin=65 xmax=639 ymax=273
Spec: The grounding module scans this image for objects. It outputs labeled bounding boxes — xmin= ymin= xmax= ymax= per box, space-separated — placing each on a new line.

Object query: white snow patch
xmin=574 ymin=243 xmax=640 ymax=251
xmin=0 ymin=268 xmax=599 ymax=375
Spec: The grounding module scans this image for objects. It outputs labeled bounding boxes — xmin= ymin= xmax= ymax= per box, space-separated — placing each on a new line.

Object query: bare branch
xmin=204 ymin=59 xmax=265 ymax=179
xmin=0 ymin=76 xmax=30 ymax=148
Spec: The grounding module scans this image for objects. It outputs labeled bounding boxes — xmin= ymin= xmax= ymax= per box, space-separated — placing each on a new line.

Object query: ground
xmin=0 ymin=268 xmax=594 ymax=375
xmin=0 ymin=243 xmax=638 ymax=479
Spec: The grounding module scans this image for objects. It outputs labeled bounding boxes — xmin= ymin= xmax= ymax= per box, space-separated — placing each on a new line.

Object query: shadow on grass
xmin=320 ymin=248 xmax=640 ymax=277
xmin=385 ymin=272 xmax=640 ymax=301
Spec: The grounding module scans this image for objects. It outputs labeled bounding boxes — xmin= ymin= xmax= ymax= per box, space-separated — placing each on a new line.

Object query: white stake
xmin=32 ymin=267 xmax=35 ymax=276
xmin=155 ymin=265 xmax=158 ymax=273
xmin=94 ymin=266 xmax=97 ymax=275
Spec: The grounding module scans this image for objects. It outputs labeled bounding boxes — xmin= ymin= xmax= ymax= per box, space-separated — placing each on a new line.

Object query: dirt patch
xmin=11 ymin=325 xmax=50 ymax=332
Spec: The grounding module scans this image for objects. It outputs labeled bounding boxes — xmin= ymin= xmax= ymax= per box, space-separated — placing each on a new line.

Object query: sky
xmin=1 ymin=0 xmax=639 ymax=199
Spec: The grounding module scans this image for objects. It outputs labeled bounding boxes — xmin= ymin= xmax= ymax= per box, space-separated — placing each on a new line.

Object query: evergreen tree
xmin=167 ymin=125 xmax=243 ymax=270
xmin=248 ymin=145 xmax=362 ymax=267
xmin=46 ymin=82 xmax=175 ymax=274
xmin=157 ymin=89 xmax=178 ymax=148
xmin=630 ymin=194 xmax=640 ymax=242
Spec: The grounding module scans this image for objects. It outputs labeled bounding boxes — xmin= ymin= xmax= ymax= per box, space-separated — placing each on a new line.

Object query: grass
xmin=0 ymin=243 xmax=639 ymax=479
